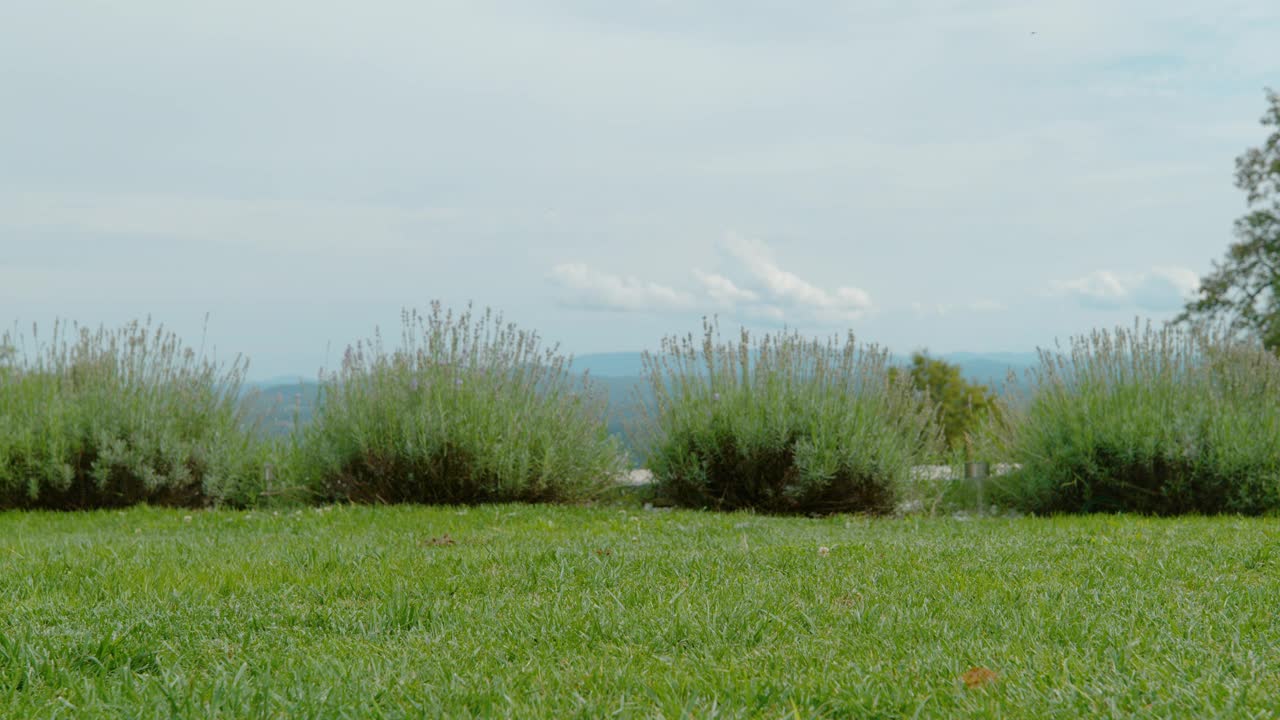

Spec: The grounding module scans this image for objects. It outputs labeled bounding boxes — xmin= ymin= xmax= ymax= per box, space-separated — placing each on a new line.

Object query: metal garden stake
xmin=965 ymin=461 xmax=989 ymax=516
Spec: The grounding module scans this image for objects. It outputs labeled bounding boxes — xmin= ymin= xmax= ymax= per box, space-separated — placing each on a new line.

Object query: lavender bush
xmin=0 ymin=319 xmax=264 ymax=509
xmin=981 ymin=322 xmax=1280 ymax=514
xmin=639 ymin=320 xmax=941 ymax=514
xmin=296 ymin=304 xmax=624 ymax=505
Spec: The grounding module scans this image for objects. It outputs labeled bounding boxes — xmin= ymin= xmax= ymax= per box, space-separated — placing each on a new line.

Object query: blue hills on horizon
xmin=563 ymin=351 xmax=1041 ymax=388
xmin=246 ymin=350 xmax=1041 ymax=389
xmin=241 ymin=351 xmax=1043 ymax=453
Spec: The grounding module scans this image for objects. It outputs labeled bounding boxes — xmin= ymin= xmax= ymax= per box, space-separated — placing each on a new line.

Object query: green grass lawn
xmin=1 ymin=506 xmax=1278 ymax=719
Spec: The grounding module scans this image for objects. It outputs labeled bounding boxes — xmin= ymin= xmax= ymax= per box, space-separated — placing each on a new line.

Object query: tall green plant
xmin=296 ymin=303 xmax=624 ymax=504
xmin=640 ymin=320 xmax=940 ymax=514
xmin=984 ymin=322 xmax=1280 ymax=514
xmin=0 ymin=319 xmax=263 ymax=508
xmin=889 ymin=352 xmax=1002 ymax=455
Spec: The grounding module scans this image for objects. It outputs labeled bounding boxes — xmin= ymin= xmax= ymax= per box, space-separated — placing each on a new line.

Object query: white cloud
xmin=719 ymin=235 xmax=874 ymax=321
xmin=1132 ymin=267 xmax=1203 ymax=311
xmin=550 ymin=235 xmax=881 ymax=323
xmin=550 ymin=263 xmax=697 ymax=313
xmin=1056 ymin=270 xmax=1129 ymax=305
xmin=1054 ymin=266 xmax=1200 ymax=311
xmin=694 ymin=270 xmax=759 ymax=306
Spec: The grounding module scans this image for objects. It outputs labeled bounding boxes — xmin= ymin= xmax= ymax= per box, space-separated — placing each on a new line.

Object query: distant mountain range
xmin=564 ymin=351 xmax=1041 ymax=388
xmin=242 ymin=351 xmax=1041 ymax=462
xmin=246 ymin=351 xmax=1040 ymax=389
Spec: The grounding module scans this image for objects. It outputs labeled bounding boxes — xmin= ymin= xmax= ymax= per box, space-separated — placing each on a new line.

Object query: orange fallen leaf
xmin=961 ymin=666 xmax=998 ymax=688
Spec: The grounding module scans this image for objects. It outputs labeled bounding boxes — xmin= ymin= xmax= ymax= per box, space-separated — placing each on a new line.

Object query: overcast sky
xmin=3 ymin=1 xmax=1278 ymax=378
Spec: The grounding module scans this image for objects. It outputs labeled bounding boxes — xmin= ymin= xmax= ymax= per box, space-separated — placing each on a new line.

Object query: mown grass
xmin=2 ymin=506 xmax=1277 ymax=718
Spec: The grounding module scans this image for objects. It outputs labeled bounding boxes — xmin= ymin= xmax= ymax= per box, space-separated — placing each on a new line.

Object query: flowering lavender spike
xmin=410 ymin=378 xmax=419 ymax=391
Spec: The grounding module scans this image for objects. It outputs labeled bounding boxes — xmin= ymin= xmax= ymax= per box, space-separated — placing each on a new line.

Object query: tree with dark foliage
xmin=890 ymin=352 xmax=1001 ymax=453
xmin=1175 ymin=88 xmax=1280 ymax=351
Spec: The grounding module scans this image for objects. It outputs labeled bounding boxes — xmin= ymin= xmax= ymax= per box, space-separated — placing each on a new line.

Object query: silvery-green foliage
xmin=297 ymin=303 xmax=624 ymax=504
xmin=982 ymin=321 xmax=1280 ymax=514
xmin=0 ymin=319 xmax=263 ymax=508
xmin=640 ymin=319 xmax=941 ymax=514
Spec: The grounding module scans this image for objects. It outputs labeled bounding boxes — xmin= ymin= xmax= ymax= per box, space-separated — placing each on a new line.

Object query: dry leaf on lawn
xmin=961 ymin=666 xmax=998 ymax=688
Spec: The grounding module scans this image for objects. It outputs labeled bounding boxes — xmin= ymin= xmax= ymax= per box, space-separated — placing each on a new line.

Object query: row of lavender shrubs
xmin=2 ymin=306 xmax=1278 ymax=515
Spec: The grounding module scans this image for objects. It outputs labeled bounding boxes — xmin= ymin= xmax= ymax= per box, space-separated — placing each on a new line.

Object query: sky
xmin=2 ymin=1 xmax=1278 ymax=379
